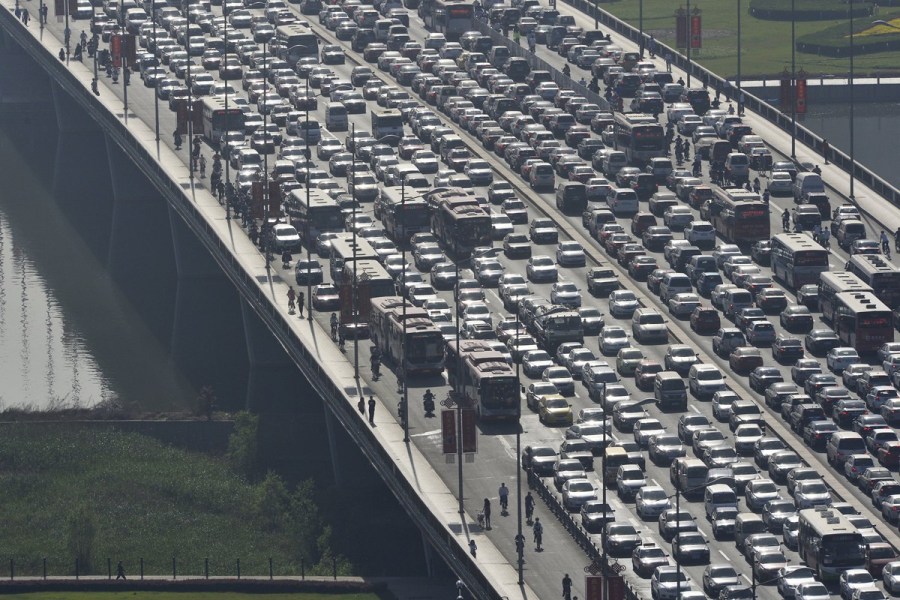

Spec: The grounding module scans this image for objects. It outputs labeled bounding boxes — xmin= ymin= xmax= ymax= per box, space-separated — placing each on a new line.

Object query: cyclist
xmin=882 ymin=230 xmax=891 ymax=255
xmin=782 ymin=209 xmax=790 ymax=232
xmin=330 ymin=313 xmax=339 ymax=340
xmin=524 ymin=491 xmax=535 ymax=523
xmin=498 ymin=482 xmax=509 ymax=513
xmin=895 ymin=227 xmax=900 ymax=253
xmin=370 ymin=349 xmax=381 ymax=379
xmin=752 ymin=177 xmax=761 ymax=194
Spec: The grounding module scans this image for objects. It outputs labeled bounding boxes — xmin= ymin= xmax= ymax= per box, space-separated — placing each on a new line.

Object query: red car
xmin=691 ymin=307 xmax=721 ymax=335
xmin=635 ymin=360 xmax=663 ymax=391
xmin=879 ymin=441 xmax=900 ymax=468
xmin=867 ymin=542 xmax=897 ymax=577
xmin=730 ymin=347 xmax=764 ymax=374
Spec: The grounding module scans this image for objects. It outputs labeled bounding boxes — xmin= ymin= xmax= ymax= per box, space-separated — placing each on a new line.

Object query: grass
xmin=596 ymin=0 xmax=900 ymax=77
xmin=0 ymin=595 xmax=379 ymax=600
xmin=0 ymin=426 xmax=336 ymax=577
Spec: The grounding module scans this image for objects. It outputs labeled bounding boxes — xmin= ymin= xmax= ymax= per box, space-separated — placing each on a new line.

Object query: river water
xmin=802 ymin=102 xmax=900 ymax=189
xmin=0 ymin=120 xmax=195 ymax=411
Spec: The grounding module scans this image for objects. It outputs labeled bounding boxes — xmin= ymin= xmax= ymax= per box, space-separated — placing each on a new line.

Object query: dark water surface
xmin=0 ymin=120 xmax=196 ymax=411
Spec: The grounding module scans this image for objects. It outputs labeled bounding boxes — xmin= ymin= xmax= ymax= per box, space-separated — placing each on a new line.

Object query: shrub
xmin=749 ymin=0 xmax=874 ymax=20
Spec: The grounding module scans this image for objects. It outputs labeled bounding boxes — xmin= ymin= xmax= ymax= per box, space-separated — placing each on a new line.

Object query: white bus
xmin=818 ymin=271 xmax=871 ymax=324
xmin=845 ymin=253 xmax=900 ymax=310
xmin=798 ymin=507 xmax=865 ymax=582
xmin=330 ymin=234 xmax=378 ymax=282
xmin=771 ymin=233 xmax=830 ymax=290
xmin=200 ymin=96 xmax=245 ymax=145
xmin=285 ymin=188 xmax=343 ymax=246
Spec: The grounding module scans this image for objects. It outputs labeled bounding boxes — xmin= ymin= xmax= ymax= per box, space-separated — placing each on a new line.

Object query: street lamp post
xmin=737 ymin=0 xmax=742 ymax=95
xmin=401 ymin=178 xmax=409 ymax=444
xmin=152 ymin=0 xmax=159 ymax=141
xmin=849 ymin=6 xmax=855 ymax=200
xmin=639 ymin=0 xmax=644 ymax=58
xmin=686 ymin=0 xmax=691 ymax=87
xmin=790 ymin=0 xmax=796 ymax=158
xmin=515 ymin=311 xmax=523 ymax=584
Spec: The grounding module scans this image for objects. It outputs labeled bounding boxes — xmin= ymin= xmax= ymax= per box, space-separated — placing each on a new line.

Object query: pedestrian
xmin=59 ymin=48 xmax=65 ymax=61
xmin=648 ymin=35 xmax=656 ymax=58
xmin=21 ymin=8 xmax=29 ymax=25
xmin=287 ymin=286 xmax=296 ymax=313
xmin=723 ymin=79 xmax=731 ymax=101
xmin=515 ymin=533 xmax=525 ymax=555
xmin=469 ymin=539 xmax=477 ymax=558
xmin=368 ymin=395 xmax=376 ymax=426
xmin=533 ymin=517 xmax=543 ymax=551
xmin=357 ymin=396 xmax=365 ymax=415
xmin=738 ymin=91 xmax=745 ymax=116
xmin=563 ymin=573 xmax=573 ymax=600
xmin=116 ymin=561 xmax=126 ymax=580
xmin=297 ymin=291 xmax=305 ymax=317
xmin=80 ymin=30 xmax=87 ymax=48
xmin=524 ymin=491 xmax=534 ymax=523
xmin=482 ymin=498 xmax=492 ymax=529
xmin=498 ymin=482 xmax=509 ymax=514
xmin=199 ymin=155 xmax=207 ymax=178
xmin=822 ymin=138 xmax=830 ymax=164
xmin=41 ymin=5 xmax=48 ymax=24
xmin=513 ymin=27 xmax=521 ymax=46
xmin=664 ymin=52 xmax=672 ymax=72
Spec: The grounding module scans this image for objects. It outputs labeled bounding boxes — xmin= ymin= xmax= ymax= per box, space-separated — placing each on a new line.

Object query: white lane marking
xmin=719 ymin=550 xmax=730 ymax=560
xmin=651 ymin=479 xmax=660 ymax=487
xmin=411 ymin=429 xmax=441 ymax=438
xmin=691 ymin=405 xmax=702 ymax=414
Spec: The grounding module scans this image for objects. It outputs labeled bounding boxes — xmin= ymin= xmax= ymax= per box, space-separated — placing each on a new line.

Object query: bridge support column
xmin=106 ymin=134 xmax=176 ymax=339
xmin=323 ymin=403 xmax=343 ymax=486
xmin=421 ymin=531 xmax=435 ymax=577
xmin=50 ymin=81 xmax=114 ymax=260
xmin=169 ymin=205 xmax=248 ymax=410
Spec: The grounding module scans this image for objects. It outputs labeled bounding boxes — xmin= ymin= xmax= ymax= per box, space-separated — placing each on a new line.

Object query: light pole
xmin=849 ymin=6 xmax=855 ymax=200
xmin=514 ymin=309 xmax=523 ymax=584
xmin=790 ymin=0 xmax=796 ymax=158
xmin=186 ymin=0 xmax=194 ymax=179
xmin=737 ymin=0 xmax=742 ymax=95
xmin=686 ymin=0 xmax=691 ymax=87
xmin=152 ymin=0 xmax=159 ymax=141
xmin=639 ymin=0 xmax=644 ymax=58
xmin=400 ymin=178 xmax=409 ymax=443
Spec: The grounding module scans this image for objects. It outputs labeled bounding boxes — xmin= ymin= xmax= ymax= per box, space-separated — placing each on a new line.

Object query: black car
xmin=503 ymin=233 xmax=532 ymax=259
xmin=780 ymin=305 xmax=815 ymax=332
xmin=749 ymin=367 xmax=784 ymax=393
xmin=805 ymin=328 xmax=840 ymax=355
xmin=803 ymin=419 xmax=838 ymax=450
xmin=772 ymin=335 xmax=805 ymax=362
xmin=521 ymin=445 xmax=558 ymax=476
xmin=586 ymin=267 xmax=620 ymax=296
xmin=796 ymin=285 xmax=819 ymax=311
xmin=833 ymin=399 xmax=867 ymax=428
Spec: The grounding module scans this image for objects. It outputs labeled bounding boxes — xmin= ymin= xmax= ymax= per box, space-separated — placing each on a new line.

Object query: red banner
xmin=796 ymin=74 xmax=808 ymax=114
xmin=357 ymin=281 xmax=371 ymax=325
xmin=675 ymin=10 xmax=688 ymax=49
xmin=110 ymin=34 xmax=122 ymax=68
xmin=175 ymin=101 xmax=189 ymax=135
xmin=607 ymin=575 xmax=625 ymax=600
xmin=690 ymin=14 xmax=702 ymax=49
xmin=779 ymin=68 xmax=792 ymax=112
xmin=461 ymin=408 xmax=477 ymax=453
xmin=124 ymin=34 xmax=137 ymax=67
xmin=339 ymin=281 xmax=353 ymax=324
xmin=441 ymin=410 xmax=457 ymax=454
xmin=586 ymin=577 xmax=603 ymax=600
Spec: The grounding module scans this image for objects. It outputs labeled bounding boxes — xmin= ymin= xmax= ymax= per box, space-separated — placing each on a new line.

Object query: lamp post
xmin=514 ymin=310 xmax=523 ymax=584
xmin=686 ymin=0 xmax=691 ymax=87
xmin=639 ymin=0 xmax=644 ymax=58
xmin=152 ymin=0 xmax=159 ymax=141
xmin=849 ymin=6 xmax=855 ymax=200
xmin=187 ymin=2 xmax=194 ymax=180
xmin=737 ymin=0 xmax=742 ymax=95
xmin=790 ymin=0 xmax=796 ymax=158
xmin=400 ymin=178 xmax=409 ymax=444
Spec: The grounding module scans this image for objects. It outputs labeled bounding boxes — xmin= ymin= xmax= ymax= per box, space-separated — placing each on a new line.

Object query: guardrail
xmin=554 ymin=0 xmax=900 ymax=207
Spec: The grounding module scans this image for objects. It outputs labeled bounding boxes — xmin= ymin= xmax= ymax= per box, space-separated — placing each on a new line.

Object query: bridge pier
xmin=169 ymin=206 xmax=248 ymax=410
xmin=106 ymin=134 xmax=176 ymax=340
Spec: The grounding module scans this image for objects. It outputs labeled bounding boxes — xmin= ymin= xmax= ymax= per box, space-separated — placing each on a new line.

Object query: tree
xmin=67 ymin=504 xmax=96 ymax=573
xmin=227 ymin=412 xmax=260 ymax=480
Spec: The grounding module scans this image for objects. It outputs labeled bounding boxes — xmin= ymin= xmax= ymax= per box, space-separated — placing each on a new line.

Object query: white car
xmin=526 ymin=255 xmax=559 ymax=282
xmin=523 ymin=350 xmax=554 ymax=377
xmin=600 ymin=326 xmax=630 ymax=355
xmin=608 ymin=290 xmax=640 ymax=318
xmin=668 ymin=293 xmax=702 ymax=318
xmin=551 ymin=281 xmax=582 ymax=308
xmin=796 ymin=583 xmax=830 ymax=600
xmin=793 ymin=480 xmax=832 ymax=509
xmin=664 ymin=206 xmax=694 ymax=230
xmin=651 ymin=566 xmax=691 ymax=600
xmin=883 ymin=561 xmax=900 ymax=595
xmin=411 ymin=149 xmax=439 ymax=173
xmin=562 ymin=478 xmax=597 ymax=510
xmin=556 ymin=240 xmax=586 ymax=267
xmin=683 ymin=221 xmax=716 ymax=247
xmin=768 ymin=171 xmax=794 ymax=195
xmin=827 ymin=347 xmax=860 ymax=372
xmin=636 ymin=485 xmax=672 ymax=519
xmin=840 ymin=569 xmax=875 ymax=600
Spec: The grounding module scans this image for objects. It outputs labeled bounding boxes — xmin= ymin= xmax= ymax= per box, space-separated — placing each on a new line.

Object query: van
xmin=587 ymin=208 xmax=616 ymax=238
xmin=705 ymin=484 xmax=738 ymax=519
xmin=655 ymin=371 xmax=688 ymax=411
xmin=670 ymin=245 xmax=702 ymax=272
xmin=687 ymin=255 xmax=717 ymax=285
xmin=325 ymin=104 xmax=348 ymax=131
xmin=826 ymin=431 xmax=866 ymax=467
xmin=603 ymin=446 xmax=629 ymax=486
xmin=489 ymin=46 xmax=511 ymax=68
xmin=555 ymin=183 xmax=587 ymax=213
xmin=723 ymin=288 xmax=754 ymax=319
xmin=734 ymin=513 xmax=767 ymax=549
xmin=374 ymin=19 xmax=393 ymax=42
xmin=793 ymin=172 xmax=825 ymax=202
xmin=603 ymin=151 xmax=628 ymax=178
xmin=725 ymin=153 xmax=750 ymax=182
xmin=439 ymin=134 xmax=465 ymax=161
xmin=675 ymin=458 xmax=708 ymax=496
xmin=608 ymin=188 xmax=639 ymax=217
xmin=659 ymin=273 xmax=692 ymax=303
xmin=837 ymin=219 xmax=867 ymax=250
xmin=632 ymin=308 xmax=668 ymax=343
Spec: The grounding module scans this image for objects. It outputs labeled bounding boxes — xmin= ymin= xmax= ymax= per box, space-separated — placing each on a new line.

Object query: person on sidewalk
xmin=368 ymin=396 xmax=376 ymax=426
xmin=357 ymin=396 xmax=365 ymax=416
xmin=297 ymin=291 xmax=305 ymax=317
xmin=116 ymin=562 xmax=126 ymax=580
xmin=287 ymin=286 xmax=297 ymax=313
xmin=533 ymin=517 xmax=543 ymax=551
xmin=468 ymin=539 xmax=477 ymax=558
xmin=482 ymin=498 xmax=492 ymax=529
xmin=822 ymin=138 xmax=830 ymax=164
xmin=562 ymin=574 xmax=573 ymax=600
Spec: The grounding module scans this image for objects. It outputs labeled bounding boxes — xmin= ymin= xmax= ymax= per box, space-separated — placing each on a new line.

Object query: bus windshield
xmin=482 ymin=377 xmax=519 ymax=410
xmin=821 ymin=534 xmax=865 ymax=566
xmin=633 ymin=125 xmax=664 ymax=150
xmin=408 ymin=333 xmax=445 ymax=364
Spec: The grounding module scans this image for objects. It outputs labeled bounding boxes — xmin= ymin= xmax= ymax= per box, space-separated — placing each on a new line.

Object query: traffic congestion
xmin=78 ymin=0 xmax=900 ymax=595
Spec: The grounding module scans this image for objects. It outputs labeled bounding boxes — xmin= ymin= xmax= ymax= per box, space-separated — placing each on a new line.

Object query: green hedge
xmin=797 ymin=12 xmax=900 ymax=56
xmin=749 ymin=0 xmax=874 ymax=20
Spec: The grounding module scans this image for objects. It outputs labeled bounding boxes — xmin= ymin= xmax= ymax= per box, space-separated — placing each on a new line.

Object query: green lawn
xmin=0 ymin=594 xmax=378 ymax=600
xmin=597 ymin=0 xmax=900 ymax=77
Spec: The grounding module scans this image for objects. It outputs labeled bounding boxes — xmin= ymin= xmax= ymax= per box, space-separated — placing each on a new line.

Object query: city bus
xmin=369 ymin=296 xmax=446 ymax=376
xmin=428 ymin=188 xmax=492 ymax=258
xmin=613 ymin=112 xmax=666 ymax=164
xmin=459 ymin=350 xmax=520 ymax=421
xmin=285 ymin=188 xmax=343 ymax=246
xmin=770 ymin=233 xmax=830 ymax=290
xmin=832 ymin=291 xmax=894 ymax=353
xmin=274 ymin=24 xmax=319 ymax=61
xmin=818 ymin=271 xmax=871 ymax=324
xmin=706 ymin=187 xmax=770 ymax=245
xmin=418 ymin=0 xmax=475 ymax=41
xmin=845 ymin=254 xmax=900 ymax=310
xmin=199 ymin=96 xmax=245 ymax=145
xmin=329 ymin=233 xmax=378 ymax=282
xmin=377 ymin=186 xmax=432 ymax=245
xmin=798 ymin=507 xmax=866 ymax=582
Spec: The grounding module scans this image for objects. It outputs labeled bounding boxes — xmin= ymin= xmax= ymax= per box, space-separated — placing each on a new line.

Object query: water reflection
xmin=0 ymin=122 xmax=195 ymax=411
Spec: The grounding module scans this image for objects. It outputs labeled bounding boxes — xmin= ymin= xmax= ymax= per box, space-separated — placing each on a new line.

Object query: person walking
xmin=664 ymin=52 xmax=672 ymax=72
xmin=469 ymin=539 xmax=477 ymax=558
xmin=822 ymin=138 xmax=830 ymax=164
xmin=174 ymin=129 xmax=182 ymax=150
xmin=40 ymin=5 xmax=48 ymax=24
xmin=533 ymin=517 xmax=543 ymax=551
xmin=498 ymin=482 xmax=509 ymax=515
xmin=21 ymin=9 xmax=29 ymax=25
xmin=116 ymin=562 xmax=126 ymax=580
xmin=482 ymin=498 xmax=492 ymax=529
xmin=287 ymin=286 xmax=297 ymax=313
xmin=368 ymin=396 xmax=376 ymax=426
xmin=297 ymin=291 xmax=305 ymax=317
xmin=513 ymin=27 xmax=521 ymax=46
xmin=562 ymin=574 xmax=573 ymax=600
xmin=199 ymin=155 xmax=207 ymax=178
xmin=525 ymin=491 xmax=535 ymax=523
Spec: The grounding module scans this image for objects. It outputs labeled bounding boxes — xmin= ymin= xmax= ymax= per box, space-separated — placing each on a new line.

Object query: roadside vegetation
xmin=0 ymin=594 xmax=380 ymax=600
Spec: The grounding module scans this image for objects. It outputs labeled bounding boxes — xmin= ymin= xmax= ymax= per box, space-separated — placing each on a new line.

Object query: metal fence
xmin=558 ymin=0 xmax=900 ymax=208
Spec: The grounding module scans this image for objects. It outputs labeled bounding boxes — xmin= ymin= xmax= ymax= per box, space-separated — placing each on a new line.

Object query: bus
xmin=199 ymin=96 xmax=245 ymax=145
xmin=845 ymin=254 xmax=900 ymax=310
xmin=329 ymin=233 xmax=378 ymax=281
xmin=338 ymin=259 xmax=394 ymax=337
xmin=832 ymin=291 xmax=894 ymax=353
xmin=377 ymin=186 xmax=432 ymax=245
xmin=274 ymin=24 xmax=319 ymax=61
xmin=459 ymin=350 xmax=519 ymax=421
xmin=818 ymin=271 xmax=871 ymax=324
xmin=418 ymin=0 xmax=475 ymax=41
xmin=285 ymin=188 xmax=343 ymax=246
xmin=797 ymin=507 xmax=866 ymax=582
xmin=371 ymin=110 xmax=405 ymax=143
xmin=706 ymin=187 xmax=770 ymax=245
xmin=369 ymin=296 xmax=446 ymax=376
xmin=613 ymin=113 xmax=666 ymax=164
xmin=770 ymin=233 xmax=830 ymax=290
xmin=428 ymin=188 xmax=492 ymax=258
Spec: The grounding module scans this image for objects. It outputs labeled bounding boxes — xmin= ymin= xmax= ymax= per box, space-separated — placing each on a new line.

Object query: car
xmin=773 ymin=335 xmax=805 ymax=363
xmin=806 ymin=328 xmax=841 ymax=355
xmin=556 ymin=240 xmax=586 ymax=267
xmin=749 ymin=367 xmax=783 ymax=393
xmin=561 ymin=477 xmax=597 ymax=510
xmin=840 ymin=570 xmax=875 ymax=600
xmin=793 ymin=479 xmax=832 ymax=509
xmin=523 ymin=350 xmax=554 ymax=378
xmin=635 ymin=485 xmax=672 ymax=520
xmin=672 ymin=531 xmax=710 ymax=565
xmin=651 ymin=565 xmax=691 ymax=600
xmin=550 ymin=280 xmax=582 ymax=308
xmin=604 ymin=522 xmax=642 ymax=555
xmin=503 ymin=233 xmax=532 ymax=259
xmin=778 ymin=566 xmax=817 ymax=600
xmin=762 ymin=498 xmax=796 ymax=534
xmin=710 ymin=506 xmax=738 ymax=540
xmin=746 ymin=478 xmax=781 ymax=512
xmin=586 ymin=267 xmax=620 ymax=297
xmin=617 ymin=348 xmax=646 ymax=376
xmin=769 ymin=450 xmax=803 ymax=483
xmin=867 ymin=543 xmax=897 ymax=578
xmin=634 ymin=418 xmax=666 ymax=448
xmin=703 ymin=565 xmax=741 ymax=597
xmin=883 ymin=561 xmax=900 ymax=594
xmin=796 ymin=583 xmax=830 ymax=600
xmin=669 ymin=293 xmax=702 ymax=318
xmin=828 ymin=347 xmax=861 ymax=372
xmin=311 ymin=283 xmax=340 ymax=310
xmin=578 ymin=500 xmax=615 ymax=533
xmin=609 ymin=290 xmax=640 ymax=318
xmin=521 ymin=445 xmax=559 ymax=476
xmin=730 ymin=347 xmax=764 ymax=374
xmin=664 ymin=345 xmax=699 ymax=376
xmin=632 ymin=543 xmax=671 ymax=577
xmin=617 ymin=463 xmax=647 ymax=499
xmin=791 ymin=359 xmax=822 ymax=385
xmin=526 ymin=255 xmax=558 ymax=282
xmin=780 ymin=305 xmax=815 ymax=332
xmin=755 ymin=287 xmax=786 ymax=312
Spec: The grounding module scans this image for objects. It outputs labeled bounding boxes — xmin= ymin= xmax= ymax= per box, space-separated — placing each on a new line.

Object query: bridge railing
xmin=550 ymin=0 xmax=900 ymax=207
